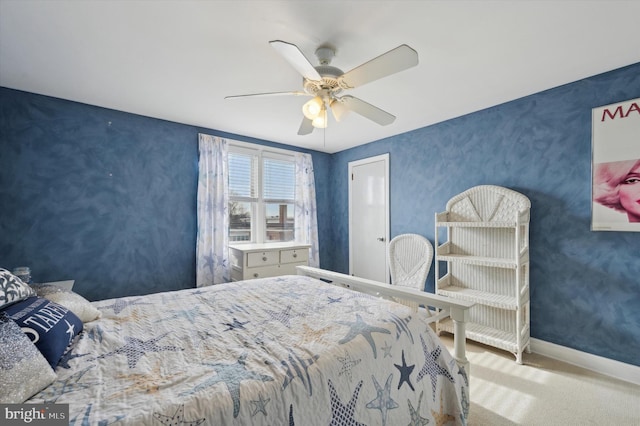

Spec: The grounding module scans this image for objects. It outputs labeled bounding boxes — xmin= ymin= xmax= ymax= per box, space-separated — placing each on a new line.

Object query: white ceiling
xmin=1 ymin=1 xmax=639 ymax=154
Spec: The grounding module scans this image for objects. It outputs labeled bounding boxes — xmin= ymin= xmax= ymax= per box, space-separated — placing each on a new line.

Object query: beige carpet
xmin=439 ymin=334 xmax=640 ymax=426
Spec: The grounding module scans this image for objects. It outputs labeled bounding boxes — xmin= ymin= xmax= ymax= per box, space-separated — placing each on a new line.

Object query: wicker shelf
xmin=436 ymin=252 xmax=518 ymax=269
xmin=436 ymin=220 xmax=518 ymax=228
xmin=435 ymin=185 xmax=531 ymax=364
xmin=436 ymin=209 xmax=530 ymax=227
xmin=436 ymin=283 xmax=518 ymax=310
xmin=438 ymin=318 xmax=530 ymax=356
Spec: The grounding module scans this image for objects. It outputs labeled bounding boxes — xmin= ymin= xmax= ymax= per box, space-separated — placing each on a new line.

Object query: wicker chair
xmin=387 ymin=233 xmax=434 ymax=312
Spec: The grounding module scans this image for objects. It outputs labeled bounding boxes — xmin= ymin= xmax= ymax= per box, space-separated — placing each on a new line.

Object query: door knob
xmin=377 ymin=237 xmax=385 ymax=242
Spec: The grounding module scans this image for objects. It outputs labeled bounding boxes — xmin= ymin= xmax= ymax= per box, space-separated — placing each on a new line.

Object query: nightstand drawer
xmin=245 ymin=265 xmax=281 ymax=280
xmin=247 ymin=251 xmax=278 ymax=267
xmin=280 ymin=248 xmax=308 ymax=264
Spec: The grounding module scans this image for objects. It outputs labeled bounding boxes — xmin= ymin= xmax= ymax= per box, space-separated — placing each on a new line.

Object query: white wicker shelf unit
xmin=435 ymin=185 xmax=531 ymax=363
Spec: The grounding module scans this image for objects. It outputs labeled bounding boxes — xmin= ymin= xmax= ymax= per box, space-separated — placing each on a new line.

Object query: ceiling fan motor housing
xmin=303 ymin=64 xmax=344 ymax=96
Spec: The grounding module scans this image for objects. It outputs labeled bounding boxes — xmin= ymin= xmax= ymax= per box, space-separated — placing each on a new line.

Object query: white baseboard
xmin=530 ymin=338 xmax=640 ymax=386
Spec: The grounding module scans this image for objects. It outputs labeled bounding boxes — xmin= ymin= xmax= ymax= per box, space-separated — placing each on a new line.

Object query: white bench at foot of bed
xmin=297 ymin=266 xmax=474 ymax=373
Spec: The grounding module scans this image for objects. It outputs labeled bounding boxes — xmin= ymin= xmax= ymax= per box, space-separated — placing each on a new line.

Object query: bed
xmin=3 ymin=266 xmax=472 ymax=425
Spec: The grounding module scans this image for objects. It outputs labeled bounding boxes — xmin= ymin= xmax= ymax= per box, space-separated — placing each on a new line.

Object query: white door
xmin=349 ymin=154 xmax=389 ymax=283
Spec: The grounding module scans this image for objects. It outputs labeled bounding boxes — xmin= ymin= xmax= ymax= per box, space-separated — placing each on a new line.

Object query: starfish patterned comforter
xmin=27 ymin=275 xmax=468 ymax=425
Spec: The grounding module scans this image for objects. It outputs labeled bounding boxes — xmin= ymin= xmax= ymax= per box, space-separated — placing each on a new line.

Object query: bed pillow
xmin=0 ymin=311 xmax=57 ymax=403
xmin=0 ymin=267 xmax=36 ymax=309
xmin=2 ymin=296 xmax=83 ymax=368
xmin=32 ymin=284 xmax=102 ymax=323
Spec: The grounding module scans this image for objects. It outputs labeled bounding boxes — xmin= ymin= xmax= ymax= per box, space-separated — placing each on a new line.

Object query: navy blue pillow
xmin=2 ymin=296 xmax=83 ymax=368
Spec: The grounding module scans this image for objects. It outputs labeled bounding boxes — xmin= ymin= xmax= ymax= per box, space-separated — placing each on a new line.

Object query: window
xmin=228 ymin=143 xmax=296 ymax=243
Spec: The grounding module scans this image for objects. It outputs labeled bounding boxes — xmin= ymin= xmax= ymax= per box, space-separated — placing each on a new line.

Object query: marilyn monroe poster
xmin=592 ymin=97 xmax=640 ymax=232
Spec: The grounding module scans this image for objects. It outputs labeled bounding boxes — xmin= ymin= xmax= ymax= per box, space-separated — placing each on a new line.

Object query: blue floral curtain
xmin=196 ymin=134 xmax=229 ymax=286
xmin=294 ymin=152 xmax=320 ymax=267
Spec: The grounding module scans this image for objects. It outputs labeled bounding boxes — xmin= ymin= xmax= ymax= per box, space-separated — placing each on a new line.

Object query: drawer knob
xmin=293 ymin=253 xmax=297 ymax=258
xmin=262 ymin=256 xmax=267 ymax=262
xmin=253 ymin=273 xmax=259 ymax=278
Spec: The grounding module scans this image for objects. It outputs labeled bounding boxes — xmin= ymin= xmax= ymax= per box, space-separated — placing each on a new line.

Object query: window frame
xmin=228 ymin=141 xmax=297 ymax=245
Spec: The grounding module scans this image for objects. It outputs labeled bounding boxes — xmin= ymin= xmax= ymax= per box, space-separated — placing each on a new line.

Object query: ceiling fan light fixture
xmin=330 ymin=98 xmax=348 ymax=122
xmin=302 ymin=96 xmax=323 ymax=120
xmin=312 ymin=107 xmax=328 ymax=128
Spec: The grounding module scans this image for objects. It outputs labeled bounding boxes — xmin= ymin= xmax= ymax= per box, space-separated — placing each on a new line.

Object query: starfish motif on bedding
xmin=460 ymin=383 xmax=470 ymax=421
xmin=236 ymin=330 xmax=276 ymax=358
xmin=85 ymin=324 xmax=104 ymax=342
xmin=264 ymin=304 xmax=304 ymax=328
xmin=227 ymin=303 xmax=251 ymax=316
xmin=107 ymin=309 xmax=144 ymax=325
xmin=458 ymin=364 xmax=469 ymax=387
xmin=223 ymin=317 xmax=249 ymax=331
xmin=69 ymin=403 xmax=125 ymax=426
xmin=57 ymin=348 xmax=89 ymax=369
xmin=289 ymin=404 xmax=295 ymax=426
xmin=274 ymin=289 xmax=306 ymax=300
xmin=381 ymin=341 xmax=393 ymax=358
xmin=365 ymin=374 xmax=399 ymax=426
xmin=431 ymin=391 xmax=456 ymax=426
xmin=153 ymin=404 xmax=205 ymax=426
xmin=275 ymin=350 xmax=320 ymax=396
xmin=299 ymin=323 xmax=334 ymax=345
xmin=386 ymin=313 xmax=414 ymax=343
xmin=197 ymin=329 xmax=220 ymax=342
xmin=344 ymin=299 xmax=375 ymax=315
xmin=160 ymin=306 xmax=207 ymax=323
xmin=109 ymin=362 xmax=180 ymax=399
xmin=336 ymin=350 xmax=361 ymax=382
xmin=97 ymin=332 xmax=182 ymax=368
xmin=250 ymin=392 xmax=270 ymax=417
xmin=328 ymin=295 xmax=343 ymax=303
xmin=99 ymin=297 xmax=151 ymax=315
xmin=407 ymin=391 xmax=429 ymax=426
xmin=35 ymin=366 xmax=98 ymax=403
xmin=180 ymin=353 xmax=273 ymax=418
xmin=328 ymin=379 xmax=366 ymax=426
xmin=194 ymin=294 xmax=220 ymax=311
xmin=416 ymin=334 xmax=455 ymax=400
xmin=337 ymin=313 xmax=391 ymax=358
xmin=394 ymin=350 xmax=415 ymax=391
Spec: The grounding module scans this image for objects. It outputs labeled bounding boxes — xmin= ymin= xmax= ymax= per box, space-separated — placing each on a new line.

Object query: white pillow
xmin=0 ymin=312 xmax=57 ymax=403
xmin=33 ymin=284 xmax=102 ymax=323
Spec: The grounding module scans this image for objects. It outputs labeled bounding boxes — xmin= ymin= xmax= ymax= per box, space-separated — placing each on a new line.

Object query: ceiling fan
xmin=225 ymin=40 xmax=419 ymax=135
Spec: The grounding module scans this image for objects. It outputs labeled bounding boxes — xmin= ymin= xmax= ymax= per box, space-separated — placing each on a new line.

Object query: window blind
xmin=263 ymin=157 xmax=295 ymax=201
xmin=228 ymin=152 xmax=256 ymax=198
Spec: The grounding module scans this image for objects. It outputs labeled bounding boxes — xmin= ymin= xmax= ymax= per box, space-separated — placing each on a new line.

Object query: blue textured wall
xmin=331 ymin=63 xmax=640 ymax=366
xmin=0 ymin=88 xmax=332 ymax=301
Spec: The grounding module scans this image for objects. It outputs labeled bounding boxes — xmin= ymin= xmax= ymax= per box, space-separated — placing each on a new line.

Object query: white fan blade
xmin=225 ymin=91 xmax=309 ymax=100
xmin=270 ymin=40 xmax=322 ymax=81
xmin=298 ymin=117 xmax=314 ymax=135
xmin=340 ymin=95 xmax=396 ymax=126
xmin=338 ymin=44 xmax=418 ymax=89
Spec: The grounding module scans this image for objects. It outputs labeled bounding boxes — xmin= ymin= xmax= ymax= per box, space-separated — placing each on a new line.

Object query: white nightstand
xmin=40 ymin=280 xmax=75 ymax=291
xmin=229 ymin=242 xmax=310 ymax=281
